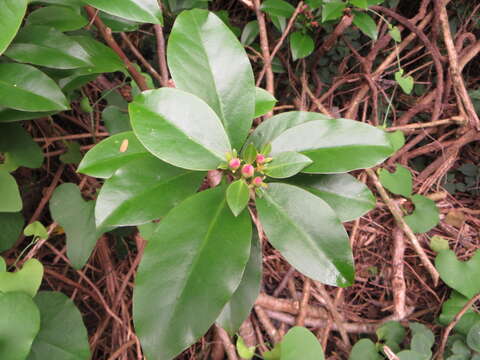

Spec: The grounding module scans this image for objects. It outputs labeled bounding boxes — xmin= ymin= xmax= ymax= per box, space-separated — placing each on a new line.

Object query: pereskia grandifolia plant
xmin=78 ymin=9 xmax=396 ymax=360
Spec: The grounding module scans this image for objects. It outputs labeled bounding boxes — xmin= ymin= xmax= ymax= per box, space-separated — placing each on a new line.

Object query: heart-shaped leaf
xmin=5 ymin=25 xmax=93 ymax=69
xmin=286 ymin=173 xmax=376 ymax=222
xmin=467 ymin=322 xmax=480 ymax=352
xmin=50 ymin=183 xmax=100 ymax=269
xmin=24 ymin=221 xmax=48 ymax=240
xmin=349 ymin=339 xmax=381 ymax=360
xmin=130 ymin=88 xmax=231 ymax=171
xmin=0 ymin=63 xmax=69 ymax=112
xmin=95 ymin=156 xmax=205 ymax=227
xmin=439 ymin=291 xmax=480 ymax=335
xmin=281 ymin=327 xmax=324 ymax=360
xmin=256 ymin=183 xmax=354 ymax=286
xmin=376 ymin=321 xmax=406 ymax=352
xmin=435 ymin=249 xmax=480 ymax=299
xmin=0 ymin=123 xmax=43 ymax=169
xmin=0 ymin=292 xmax=40 ymax=360
xmin=167 ymin=9 xmax=255 ymax=149
xmin=28 ymin=291 xmax=91 ymax=360
xmin=0 ymin=170 xmax=22 ymax=212
xmin=265 ymin=151 xmax=312 ymax=178
xmin=0 ymin=258 xmax=44 ymax=297
xmin=254 ymin=87 xmax=277 ymax=118
xmin=0 ymin=0 xmax=28 ymax=55
xmin=226 ymin=179 xmax=250 ymax=217
xmin=290 ymin=31 xmax=315 ymax=61
xmin=389 ymin=25 xmax=402 ymax=42
xmin=404 ymin=194 xmax=439 ymax=233
xmin=236 ymin=336 xmax=256 ymax=360
xmin=378 ymin=164 xmax=412 ymax=198
xmin=133 ymin=186 xmax=252 ymax=360
xmin=409 ymin=322 xmax=434 ymax=358
xmin=0 ymin=212 xmax=24 ymax=252
xmin=84 ymin=0 xmax=162 ymax=24
xmin=395 ymin=70 xmax=414 ymax=94
xmin=26 ymin=5 xmax=88 ymax=31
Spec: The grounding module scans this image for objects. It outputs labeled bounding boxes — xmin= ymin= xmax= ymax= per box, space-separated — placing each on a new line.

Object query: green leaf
xmin=24 ymin=221 xmax=48 ymax=240
xmin=49 ymin=183 xmax=99 ymax=269
xmin=226 ymin=180 xmax=250 ymax=217
xmin=95 ymin=156 xmax=205 ymax=227
xmin=269 ymin=118 xmax=394 ymax=173
xmin=256 ymin=183 xmax=354 ymax=286
xmin=0 ymin=123 xmax=43 ymax=169
xmin=290 ymin=31 xmax=315 ymax=61
xmin=349 ymin=339 xmax=381 ymax=360
xmin=395 ymin=70 xmax=414 ymax=94
xmin=396 ymin=350 xmax=429 ymax=360
xmin=430 ymin=235 xmax=449 ymax=253
xmin=322 ymin=1 xmax=347 ymax=22
xmin=285 ymin=173 xmax=376 ymax=222
xmin=378 ymin=164 xmax=412 ymax=198
xmin=84 ymin=0 xmax=162 ymax=24
xmin=0 ymin=212 xmax=24 ymax=252
xmin=133 ymin=186 xmax=252 ymax=360
xmin=409 ymin=323 xmax=434 ymax=357
xmin=26 ymin=5 xmax=88 ymax=31
xmin=439 ymin=292 xmax=480 ymax=335
xmin=271 ymin=15 xmax=287 ymax=32
xmin=254 ymin=87 xmax=277 ymax=118
xmin=0 ymin=258 xmax=44 ymax=298
xmin=265 ymin=151 xmax=312 ymax=178
xmin=243 ymin=143 xmax=258 ymax=164
xmin=389 ymin=25 xmax=402 ymax=42
xmin=0 ymin=0 xmax=28 ymax=55
xmin=236 ymin=336 xmax=255 ymax=360
xmin=352 ymin=11 xmax=378 ymax=40
xmin=102 ymin=106 xmax=131 ymax=135
xmin=0 ymin=292 xmax=40 ymax=360
xmin=436 ymin=249 xmax=480 ymax=299
xmin=450 ymin=339 xmax=471 ymax=356
xmin=0 ymin=108 xmax=57 ymax=123
xmin=376 ymin=321 xmax=406 ymax=352
xmin=130 ymin=88 xmax=231 ymax=171
xmin=263 ymin=343 xmax=281 ymax=360
xmin=28 ymin=291 xmax=90 ymax=360
xmin=217 ymin=234 xmax=262 ymax=335
xmin=386 ymin=130 xmax=405 ymax=151
xmin=261 ymin=0 xmax=296 ymax=18
xmin=167 ymin=9 xmax=255 ymax=149
xmin=60 ymin=142 xmax=82 ymax=165
xmin=350 ymin=0 xmax=369 ymax=8
xmin=0 ymin=63 xmax=69 ymax=112
xmin=0 ymin=170 xmax=22 ymax=212
xmin=241 ymin=21 xmax=259 ymax=46
xmin=404 ymin=194 xmax=439 ymax=233
xmin=78 ymin=131 xmax=148 ymax=179
xmin=5 ymin=25 xmax=93 ymax=69
xmin=281 ymin=327 xmax=324 ymax=360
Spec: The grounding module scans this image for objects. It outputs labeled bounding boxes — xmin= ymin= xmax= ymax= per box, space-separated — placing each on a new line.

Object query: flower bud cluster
xmin=222 ymin=148 xmax=273 ymax=189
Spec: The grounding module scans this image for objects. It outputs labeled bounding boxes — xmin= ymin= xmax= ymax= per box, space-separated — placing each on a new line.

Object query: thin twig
xmin=153 ymin=24 xmax=170 ymax=87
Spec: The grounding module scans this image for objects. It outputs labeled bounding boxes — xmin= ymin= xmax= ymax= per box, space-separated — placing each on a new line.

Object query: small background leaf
xmin=378 ymin=164 xmax=413 ymax=198
xmin=226 ymin=180 xmax=250 ymax=217
xmin=281 ymin=327 xmax=324 ymax=360
xmin=404 ymin=194 xmax=439 ymax=233
xmin=290 ymin=31 xmax=315 ymax=61
xmin=261 ymin=0 xmax=296 ymax=18
xmin=352 ymin=11 xmax=378 ymax=40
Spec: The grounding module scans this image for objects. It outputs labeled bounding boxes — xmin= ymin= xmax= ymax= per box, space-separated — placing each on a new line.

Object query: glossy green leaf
xmin=0 ymin=63 xmax=69 ymax=112
xmin=0 ymin=292 xmax=40 ymax=360
xmin=0 ymin=123 xmax=43 ymax=169
xmin=404 ymin=194 xmax=439 ymax=233
xmin=261 ymin=0 xmax=296 ymax=18
xmin=5 ymin=25 xmax=93 ymax=69
xmin=167 ymin=9 xmax=255 ymax=149
xmin=350 ymin=0 xmax=369 ymax=8
xmin=0 ymin=258 xmax=43 ymax=298
xmin=439 ymin=292 xmax=480 ymax=335
xmin=256 ymin=183 xmax=354 ymax=286
xmin=376 ymin=321 xmax=406 ymax=352
xmin=28 ymin=291 xmax=91 ymax=360
xmin=255 ymin=87 xmax=277 ymax=118
xmin=78 ymin=131 xmax=148 ymax=178
xmin=96 ymin=156 xmax=204 ymax=227
xmin=84 ymin=0 xmax=162 ymax=24
xmin=290 ymin=31 xmax=315 ymax=60
xmin=0 ymin=0 xmax=28 ymax=55
xmin=322 ymin=1 xmax=347 ymax=22
xmin=281 ymin=327 xmax=324 ymax=360
xmin=265 ymin=152 xmax=312 ymax=179
xmin=269 ymin=118 xmax=394 ymax=173
xmin=246 ymin=111 xmax=331 ymax=151
xmin=241 ymin=21 xmax=259 ymax=46
xmin=130 ymin=88 xmax=231 ymax=171
xmin=378 ymin=164 xmax=412 ymax=198
xmin=0 ymin=212 xmax=23 ymax=252
xmin=30 ymin=0 xmax=83 ymax=7
xmin=24 ymin=221 xmax=48 ymax=240
xmin=395 ymin=70 xmax=414 ymax=94
xmin=286 ymin=173 xmax=375 ymax=222
xmin=27 ymin=6 xmax=88 ymax=31
xmin=352 ymin=11 xmax=378 ymax=40
xmin=0 ymin=170 xmax=22 ymax=212
xmin=0 ymin=108 xmax=57 ymax=123
xmin=236 ymin=336 xmax=255 ymax=360
xmin=217 ymin=235 xmax=262 ymax=335
xmin=49 ymin=183 xmax=99 ymax=269
xmin=133 ymin=186 xmax=252 ymax=360
xmin=436 ymin=249 xmax=480 ymax=299
xmin=349 ymin=339 xmax=381 ymax=360
xmin=226 ymin=180 xmax=250 ymax=217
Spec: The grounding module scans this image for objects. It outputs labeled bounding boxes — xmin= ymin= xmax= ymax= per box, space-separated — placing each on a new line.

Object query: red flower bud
xmin=241 ymin=164 xmax=254 ymax=178
xmin=229 ymin=158 xmax=241 ymax=170
xmin=253 ymin=176 xmax=263 ymax=186
xmin=256 ymin=154 xmax=266 ymax=164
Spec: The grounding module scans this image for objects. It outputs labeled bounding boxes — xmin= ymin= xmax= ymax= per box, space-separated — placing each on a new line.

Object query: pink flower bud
xmin=229 ymin=158 xmax=241 ymax=170
xmin=241 ymin=164 xmax=254 ymax=178
xmin=256 ymin=154 xmax=266 ymax=164
xmin=253 ymin=176 xmax=263 ymax=186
